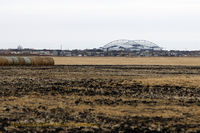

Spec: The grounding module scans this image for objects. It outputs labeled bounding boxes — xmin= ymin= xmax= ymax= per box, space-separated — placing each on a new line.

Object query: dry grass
xmin=133 ymin=75 xmax=200 ymax=88
xmin=2 ymin=95 xmax=200 ymax=123
xmin=53 ymin=57 xmax=200 ymax=66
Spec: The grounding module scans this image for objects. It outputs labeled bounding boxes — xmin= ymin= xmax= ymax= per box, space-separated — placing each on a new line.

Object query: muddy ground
xmin=0 ymin=65 xmax=200 ymax=132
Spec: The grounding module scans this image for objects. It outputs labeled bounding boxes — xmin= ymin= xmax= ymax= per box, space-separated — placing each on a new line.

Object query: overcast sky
xmin=0 ymin=0 xmax=200 ymax=50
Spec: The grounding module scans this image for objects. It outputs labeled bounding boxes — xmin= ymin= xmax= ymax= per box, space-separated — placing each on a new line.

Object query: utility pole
xmin=60 ymin=44 xmax=63 ymax=56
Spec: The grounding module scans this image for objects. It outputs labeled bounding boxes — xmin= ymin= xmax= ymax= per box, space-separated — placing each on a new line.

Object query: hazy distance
xmin=0 ymin=0 xmax=200 ymax=50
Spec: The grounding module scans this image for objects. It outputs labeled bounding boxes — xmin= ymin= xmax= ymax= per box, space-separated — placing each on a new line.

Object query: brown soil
xmin=1 ymin=65 xmax=200 ymax=132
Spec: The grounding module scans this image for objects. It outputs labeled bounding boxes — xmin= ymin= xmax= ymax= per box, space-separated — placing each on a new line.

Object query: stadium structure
xmin=100 ymin=39 xmax=162 ymax=51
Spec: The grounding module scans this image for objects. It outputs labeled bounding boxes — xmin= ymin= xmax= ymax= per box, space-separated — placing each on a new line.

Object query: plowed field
xmin=1 ymin=65 xmax=200 ymax=132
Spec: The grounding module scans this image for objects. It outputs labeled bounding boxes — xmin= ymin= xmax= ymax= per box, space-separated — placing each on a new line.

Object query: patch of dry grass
xmin=2 ymin=95 xmax=200 ymax=123
xmin=54 ymin=57 xmax=200 ymax=66
xmin=134 ymin=75 xmax=200 ymax=88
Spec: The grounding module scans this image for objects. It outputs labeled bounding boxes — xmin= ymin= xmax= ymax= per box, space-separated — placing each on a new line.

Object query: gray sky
xmin=0 ymin=0 xmax=200 ymax=50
